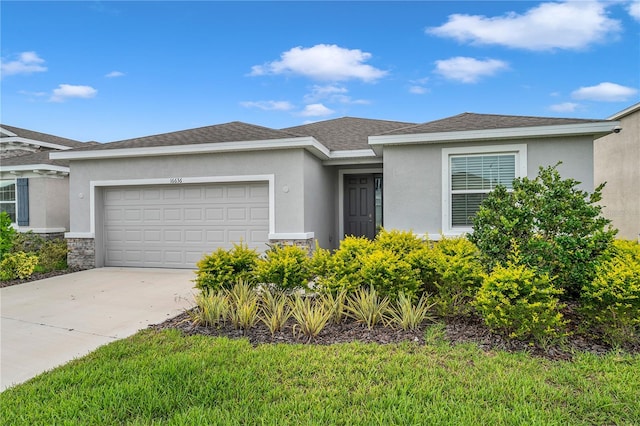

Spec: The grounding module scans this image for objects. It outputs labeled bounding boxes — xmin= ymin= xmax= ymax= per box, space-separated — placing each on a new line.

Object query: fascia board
xmin=0 ymin=137 xmax=73 ymax=151
xmin=50 ymin=136 xmax=330 ymax=160
xmin=0 ymin=127 xmax=18 ymax=137
xmin=0 ymin=164 xmax=70 ymax=173
xmin=368 ymin=121 xmax=621 ymax=149
xmin=608 ymin=103 xmax=640 ymax=120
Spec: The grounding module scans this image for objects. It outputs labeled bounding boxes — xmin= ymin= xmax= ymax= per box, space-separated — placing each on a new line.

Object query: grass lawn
xmin=1 ymin=328 xmax=639 ymax=425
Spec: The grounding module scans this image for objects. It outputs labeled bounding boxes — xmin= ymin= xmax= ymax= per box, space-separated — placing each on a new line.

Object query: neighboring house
xmin=0 ymin=125 xmax=90 ymax=238
xmin=50 ymin=113 xmax=619 ymax=270
xmin=594 ymin=103 xmax=640 ymax=240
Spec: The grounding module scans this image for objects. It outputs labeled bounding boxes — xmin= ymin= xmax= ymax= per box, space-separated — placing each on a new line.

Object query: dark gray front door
xmin=344 ymin=174 xmax=376 ymax=239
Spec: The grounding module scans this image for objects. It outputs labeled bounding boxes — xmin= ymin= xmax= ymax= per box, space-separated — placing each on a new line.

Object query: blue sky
xmin=2 ymin=1 xmax=639 ymax=143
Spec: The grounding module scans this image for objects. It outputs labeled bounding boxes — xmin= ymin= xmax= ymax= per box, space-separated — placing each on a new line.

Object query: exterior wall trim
xmin=268 ymin=232 xmax=314 ymax=239
xmin=338 ymin=167 xmax=383 ymax=240
xmin=441 ymin=144 xmax=527 ymax=236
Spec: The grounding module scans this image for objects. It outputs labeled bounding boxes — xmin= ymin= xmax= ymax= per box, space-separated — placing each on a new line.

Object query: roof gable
xmin=282 ymin=117 xmax=416 ymax=150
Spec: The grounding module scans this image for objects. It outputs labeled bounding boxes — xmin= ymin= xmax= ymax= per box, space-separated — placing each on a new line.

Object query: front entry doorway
xmin=343 ymin=174 xmax=382 ymax=239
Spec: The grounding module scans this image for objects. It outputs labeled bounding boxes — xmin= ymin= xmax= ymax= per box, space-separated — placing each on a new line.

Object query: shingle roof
xmin=379 ymin=113 xmax=607 ymax=136
xmin=0 ymin=151 xmax=69 ymax=168
xmin=1 ymin=124 xmax=86 ymax=148
xmin=282 ymin=117 xmax=416 ymax=150
xmin=74 ymin=121 xmax=302 ymax=151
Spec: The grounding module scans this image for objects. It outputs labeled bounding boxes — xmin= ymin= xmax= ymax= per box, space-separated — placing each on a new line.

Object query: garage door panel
xmin=104 ymin=182 xmax=269 ymax=268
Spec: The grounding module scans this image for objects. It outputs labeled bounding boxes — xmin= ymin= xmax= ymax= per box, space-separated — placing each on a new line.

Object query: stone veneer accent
xmin=268 ymin=238 xmax=315 ymax=254
xmin=67 ymin=238 xmax=95 ymax=270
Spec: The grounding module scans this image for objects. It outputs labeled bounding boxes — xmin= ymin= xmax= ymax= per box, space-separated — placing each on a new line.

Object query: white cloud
xmin=105 ymin=71 xmax=125 ymax=78
xmin=303 ymin=84 xmax=369 ymax=105
xmin=304 ymin=84 xmax=348 ymax=102
xmin=434 ymin=57 xmax=509 ymax=83
xmin=549 ymin=102 xmax=580 ymax=113
xmin=1 ymin=51 xmax=47 ymax=76
xmin=409 ymin=85 xmax=429 ymax=94
xmin=239 ymin=100 xmax=294 ymax=111
xmin=250 ymin=44 xmax=387 ymax=82
xmin=299 ymin=103 xmax=335 ymax=117
xmin=427 ymin=1 xmax=620 ymax=50
xmin=628 ymin=1 xmax=640 ymax=21
xmin=50 ymin=84 xmax=97 ymax=102
xmin=571 ymin=82 xmax=638 ymax=102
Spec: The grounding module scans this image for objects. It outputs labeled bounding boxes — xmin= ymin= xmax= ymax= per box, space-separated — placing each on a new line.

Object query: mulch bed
xmin=151 ymin=307 xmax=639 ymax=361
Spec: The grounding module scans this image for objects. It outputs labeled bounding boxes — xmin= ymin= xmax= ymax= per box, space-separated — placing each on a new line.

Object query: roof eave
xmin=607 ymin=102 xmax=640 ymax=120
xmin=368 ymin=121 xmax=620 ymax=155
xmin=0 ymin=164 xmax=70 ymax=178
xmin=50 ymin=136 xmax=331 ymax=161
xmin=322 ymin=149 xmax=381 ymax=166
xmin=0 ymin=136 xmax=74 ymax=151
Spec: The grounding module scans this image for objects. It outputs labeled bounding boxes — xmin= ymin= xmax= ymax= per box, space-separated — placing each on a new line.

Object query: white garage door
xmin=103 ymin=182 xmax=269 ymax=268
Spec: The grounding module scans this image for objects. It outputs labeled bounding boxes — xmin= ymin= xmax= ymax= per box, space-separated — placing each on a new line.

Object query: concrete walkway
xmin=1 ymin=268 xmax=196 ymax=391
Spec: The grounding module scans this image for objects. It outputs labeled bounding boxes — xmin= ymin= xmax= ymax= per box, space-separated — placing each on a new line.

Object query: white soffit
xmin=367 ymin=121 xmax=621 ymax=155
xmin=0 ymin=136 xmax=74 ymax=151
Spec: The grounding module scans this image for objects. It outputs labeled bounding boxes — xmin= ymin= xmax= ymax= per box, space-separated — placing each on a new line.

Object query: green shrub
xmin=358 ymin=249 xmax=421 ymax=299
xmin=474 ymin=256 xmax=567 ymax=342
xmin=405 ymin=247 xmax=438 ymax=293
xmin=10 ymin=231 xmax=45 ymax=254
xmin=254 ymin=244 xmax=311 ymax=290
xmin=190 ymin=291 xmax=229 ymax=327
xmin=227 ymin=280 xmax=260 ymax=331
xmin=290 ymin=294 xmax=332 ymax=342
xmin=428 ymin=237 xmax=484 ymax=316
xmin=194 ymin=242 xmax=259 ymax=292
xmin=0 ymin=251 xmax=39 ymax=280
xmin=309 ymin=241 xmax=332 ymax=279
xmin=580 ymin=243 xmax=640 ymax=346
xmin=387 ymin=293 xmax=436 ymax=331
xmin=317 ymin=236 xmax=375 ymax=294
xmin=346 ymin=286 xmax=391 ymax=329
xmin=37 ymin=239 xmax=68 ymax=271
xmin=469 ymin=163 xmax=616 ymax=300
xmin=0 ymin=212 xmax=16 ymax=260
xmin=259 ymin=287 xmax=292 ymax=335
xmin=374 ymin=228 xmax=426 ymax=256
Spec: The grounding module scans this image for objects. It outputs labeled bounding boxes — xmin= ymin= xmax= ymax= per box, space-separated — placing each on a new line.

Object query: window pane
xmin=451 ymin=154 xmax=515 ymax=191
xmin=0 ymin=203 xmax=16 ymax=223
xmin=452 ymin=193 xmax=488 ymax=227
xmin=0 ymin=180 xmax=16 ymax=202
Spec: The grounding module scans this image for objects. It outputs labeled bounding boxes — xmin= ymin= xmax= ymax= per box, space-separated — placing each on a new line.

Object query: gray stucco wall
xmin=302 ymin=151 xmax=336 ymax=249
xmin=68 ymin=149 xmax=308 ymax=236
xmin=595 ymin=111 xmax=640 ymax=240
xmin=383 ymin=135 xmax=596 ymax=237
xmin=27 ymin=176 xmax=69 ymax=231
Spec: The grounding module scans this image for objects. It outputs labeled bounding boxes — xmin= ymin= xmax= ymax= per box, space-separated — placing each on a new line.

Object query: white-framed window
xmin=442 ymin=144 xmax=527 ymax=234
xmin=0 ymin=179 xmax=17 ymax=222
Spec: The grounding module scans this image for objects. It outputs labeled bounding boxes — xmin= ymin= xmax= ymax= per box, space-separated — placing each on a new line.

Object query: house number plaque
xmin=169 ymin=178 xmax=183 ymax=184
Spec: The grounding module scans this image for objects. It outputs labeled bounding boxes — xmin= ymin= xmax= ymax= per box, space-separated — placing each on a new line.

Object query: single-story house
xmin=594 ymin=102 xmax=640 ymax=241
xmin=50 ymin=112 xmax=620 ymax=270
xmin=0 ymin=125 xmax=89 ymax=238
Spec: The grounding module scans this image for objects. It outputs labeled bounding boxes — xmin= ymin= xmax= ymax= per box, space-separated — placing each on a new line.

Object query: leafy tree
xmin=469 ymin=163 xmax=616 ymax=299
xmin=0 ymin=212 xmax=16 ymax=261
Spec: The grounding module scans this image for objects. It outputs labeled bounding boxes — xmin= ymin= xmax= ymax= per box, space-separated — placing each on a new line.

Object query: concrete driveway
xmin=1 ymin=268 xmax=196 ymax=391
